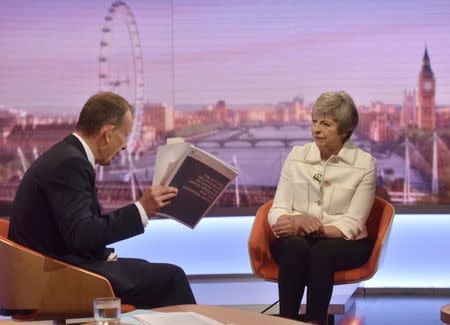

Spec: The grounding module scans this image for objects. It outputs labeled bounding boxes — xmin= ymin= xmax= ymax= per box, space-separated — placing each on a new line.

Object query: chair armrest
xmin=0 ymin=236 xmax=115 ymax=320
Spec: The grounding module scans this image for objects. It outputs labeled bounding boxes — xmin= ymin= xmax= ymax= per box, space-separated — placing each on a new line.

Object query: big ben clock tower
xmin=417 ymin=46 xmax=436 ymax=130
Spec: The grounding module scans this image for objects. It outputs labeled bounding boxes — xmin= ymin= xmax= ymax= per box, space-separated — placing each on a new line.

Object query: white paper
xmin=153 ymin=140 xmax=238 ymax=186
xmin=133 ymin=311 xmax=224 ymax=325
xmin=152 ymin=141 xmax=191 ymax=185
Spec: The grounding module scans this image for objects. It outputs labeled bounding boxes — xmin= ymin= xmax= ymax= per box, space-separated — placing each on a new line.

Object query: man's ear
xmin=99 ymin=124 xmax=114 ymax=143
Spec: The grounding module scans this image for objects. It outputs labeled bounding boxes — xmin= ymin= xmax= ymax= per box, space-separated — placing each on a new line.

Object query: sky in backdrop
xmin=1 ymin=0 xmax=450 ymax=114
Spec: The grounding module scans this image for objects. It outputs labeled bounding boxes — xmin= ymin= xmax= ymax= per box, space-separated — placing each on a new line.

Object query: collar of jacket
xmin=64 ymin=134 xmax=96 ymax=174
xmin=293 ymin=140 xmax=358 ymax=165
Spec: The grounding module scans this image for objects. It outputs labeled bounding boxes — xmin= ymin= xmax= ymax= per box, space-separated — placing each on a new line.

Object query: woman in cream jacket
xmin=269 ymin=91 xmax=376 ymax=325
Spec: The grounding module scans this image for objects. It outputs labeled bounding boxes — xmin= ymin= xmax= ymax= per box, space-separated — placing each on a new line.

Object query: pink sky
xmin=1 ymin=0 xmax=450 ymax=113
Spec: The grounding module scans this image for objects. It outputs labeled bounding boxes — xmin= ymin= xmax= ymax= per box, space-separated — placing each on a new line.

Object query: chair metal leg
xmin=260 ymin=299 xmax=279 ymax=314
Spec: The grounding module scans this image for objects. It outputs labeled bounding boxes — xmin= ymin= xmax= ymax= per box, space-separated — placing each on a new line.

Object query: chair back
xmin=248 ymin=196 xmax=395 ymax=285
xmin=334 ymin=196 xmax=394 ymax=284
xmin=0 ymin=218 xmax=116 ymax=321
xmin=248 ymin=200 xmax=278 ymax=281
xmin=0 ymin=218 xmax=8 ymax=237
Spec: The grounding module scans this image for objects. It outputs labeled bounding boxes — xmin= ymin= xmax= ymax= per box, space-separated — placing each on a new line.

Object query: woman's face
xmin=311 ymin=114 xmax=345 ymax=156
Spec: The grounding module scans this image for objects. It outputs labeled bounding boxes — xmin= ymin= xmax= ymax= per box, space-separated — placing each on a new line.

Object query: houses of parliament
xmin=402 ymin=46 xmax=437 ymax=130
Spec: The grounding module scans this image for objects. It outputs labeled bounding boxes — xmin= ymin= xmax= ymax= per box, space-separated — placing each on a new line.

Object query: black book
xmin=153 ymin=140 xmax=238 ymax=228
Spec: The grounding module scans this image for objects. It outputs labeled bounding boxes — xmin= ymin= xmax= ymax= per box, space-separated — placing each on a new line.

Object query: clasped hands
xmin=138 ymin=185 xmax=178 ymax=216
xmin=271 ymin=214 xmax=323 ymax=238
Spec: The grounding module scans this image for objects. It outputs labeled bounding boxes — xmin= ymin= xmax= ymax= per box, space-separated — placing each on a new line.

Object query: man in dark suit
xmin=9 ymin=92 xmax=196 ymax=308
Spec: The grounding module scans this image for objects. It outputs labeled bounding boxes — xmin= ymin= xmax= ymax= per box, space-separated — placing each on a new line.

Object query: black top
xmin=9 ymin=134 xmax=144 ymax=266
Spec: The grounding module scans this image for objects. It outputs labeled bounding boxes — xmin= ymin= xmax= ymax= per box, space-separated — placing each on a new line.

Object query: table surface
xmin=152 ymin=304 xmax=306 ymax=324
xmin=442 ymin=304 xmax=450 ymax=324
xmin=0 ymin=304 xmax=306 ymax=325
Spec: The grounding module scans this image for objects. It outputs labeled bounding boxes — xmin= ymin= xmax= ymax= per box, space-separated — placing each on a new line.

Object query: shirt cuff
xmin=107 ymin=251 xmax=118 ymax=261
xmin=134 ymin=201 xmax=148 ymax=228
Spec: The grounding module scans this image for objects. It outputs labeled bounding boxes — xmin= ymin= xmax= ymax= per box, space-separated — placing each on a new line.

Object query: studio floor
xmin=189 ymin=277 xmax=450 ymax=324
xmin=351 ymin=293 xmax=449 ymax=325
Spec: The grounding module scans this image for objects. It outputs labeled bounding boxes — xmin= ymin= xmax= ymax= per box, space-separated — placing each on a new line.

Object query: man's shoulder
xmin=29 ymin=135 xmax=91 ymax=176
xmin=42 ymin=135 xmax=85 ymax=160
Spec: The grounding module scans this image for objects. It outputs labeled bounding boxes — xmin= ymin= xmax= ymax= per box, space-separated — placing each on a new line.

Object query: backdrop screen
xmin=1 ymin=0 xmax=450 ymax=214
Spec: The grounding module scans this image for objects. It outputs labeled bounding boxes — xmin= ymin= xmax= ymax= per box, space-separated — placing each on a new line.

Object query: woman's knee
xmin=285 ymin=236 xmax=309 ymax=250
xmin=278 ymin=236 xmax=310 ymax=262
xmin=308 ymin=240 xmax=339 ymax=267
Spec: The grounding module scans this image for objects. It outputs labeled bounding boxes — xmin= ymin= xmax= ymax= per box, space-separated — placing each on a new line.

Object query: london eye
xmin=99 ymin=0 xmax=144 ymax=154
xmin=98 ymin=1 xmax=145 ymax=201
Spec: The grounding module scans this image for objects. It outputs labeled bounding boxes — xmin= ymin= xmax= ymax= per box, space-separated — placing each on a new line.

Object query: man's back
xmin=9 ymin=135 xmax=100 ymax=261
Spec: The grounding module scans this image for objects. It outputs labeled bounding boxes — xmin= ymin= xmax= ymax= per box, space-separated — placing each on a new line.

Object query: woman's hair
xmin=76 ymin=91 xmax=133 ymax=136
xmin=312 ymin=91 xmax=359 ymax=142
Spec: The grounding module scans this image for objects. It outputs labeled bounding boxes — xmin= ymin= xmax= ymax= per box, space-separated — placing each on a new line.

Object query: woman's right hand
xmin=271 ymin=215 xmax=299 ymax=237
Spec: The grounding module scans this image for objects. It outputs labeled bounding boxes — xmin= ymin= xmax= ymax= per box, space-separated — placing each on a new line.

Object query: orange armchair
xmin=0 ymin=218 xmax=134 ymax=324
xmin=248 ymin=196 xmax=395 ymax=284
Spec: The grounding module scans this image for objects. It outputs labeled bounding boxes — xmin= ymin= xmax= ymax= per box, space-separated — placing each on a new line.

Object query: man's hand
xmin=138 ymin=185 xmax=178 ymax=216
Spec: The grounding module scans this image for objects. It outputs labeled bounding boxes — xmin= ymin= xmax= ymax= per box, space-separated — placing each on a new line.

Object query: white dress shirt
xmin=268 ymin=140 xmax=376 ymax=240
xmin=72 ymin=132 xmax=148 ymax=227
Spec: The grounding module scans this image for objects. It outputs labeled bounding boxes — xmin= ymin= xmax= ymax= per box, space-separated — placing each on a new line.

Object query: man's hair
xmin=76 ymin=92 xmax=133 ymax=136
xmin=311 ymin=91 xmax=359 ymax=143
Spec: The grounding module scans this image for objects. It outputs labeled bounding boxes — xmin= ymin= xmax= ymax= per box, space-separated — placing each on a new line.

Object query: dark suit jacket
xmin=9 ymin=134 xmax=144 ymax=266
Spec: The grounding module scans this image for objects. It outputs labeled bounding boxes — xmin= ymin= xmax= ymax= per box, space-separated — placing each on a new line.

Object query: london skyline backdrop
xmin=1 ymin=0 xmax=450 ymax=114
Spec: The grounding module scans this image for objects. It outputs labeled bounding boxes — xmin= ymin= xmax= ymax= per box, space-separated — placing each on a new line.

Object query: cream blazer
xmin=268 ymin=140 xmax=376 ymax=239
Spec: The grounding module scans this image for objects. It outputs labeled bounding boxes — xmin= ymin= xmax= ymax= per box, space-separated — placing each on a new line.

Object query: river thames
xmin=100 ymin=123 xmax=428 ymax=208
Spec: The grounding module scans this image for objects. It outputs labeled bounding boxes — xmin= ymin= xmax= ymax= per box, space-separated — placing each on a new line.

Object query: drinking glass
xmin=93 ymin=297 xmax=121 ymax=325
